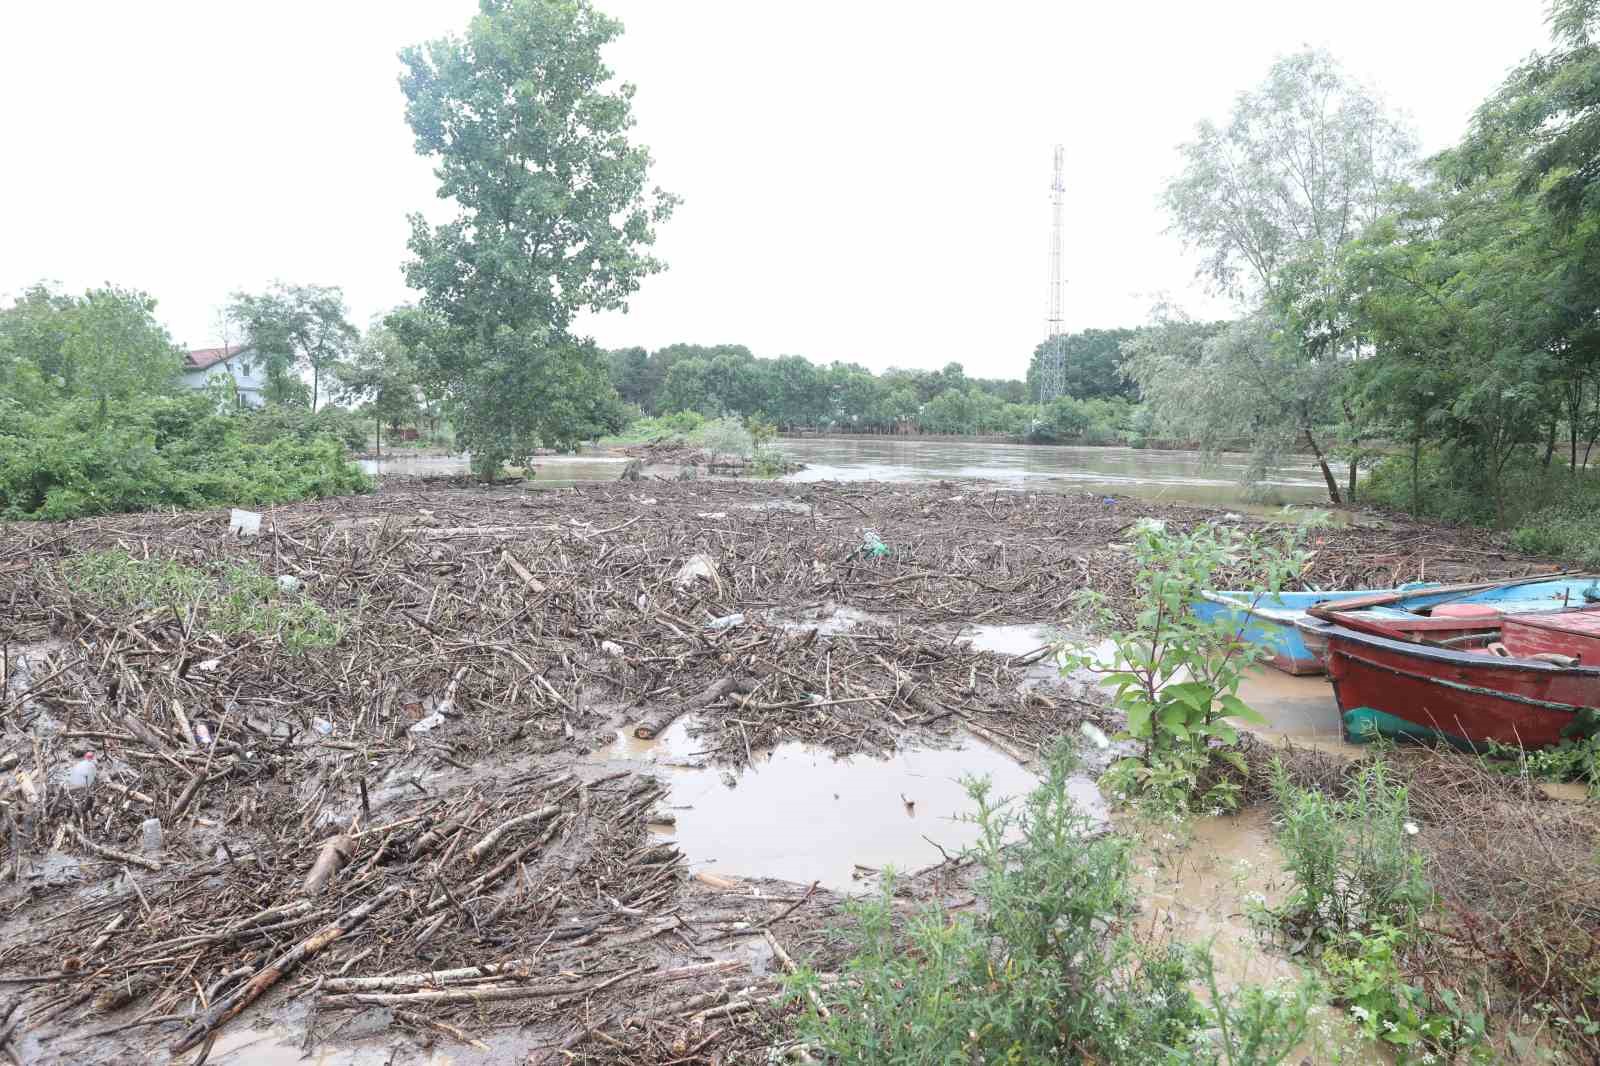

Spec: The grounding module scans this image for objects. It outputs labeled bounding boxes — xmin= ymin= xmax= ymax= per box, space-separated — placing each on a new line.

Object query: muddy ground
xmin=0 ymin=478 xmax=1575 ymax=1065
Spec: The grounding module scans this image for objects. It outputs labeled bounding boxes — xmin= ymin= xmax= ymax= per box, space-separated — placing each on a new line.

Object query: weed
xmin=62 ymin=550 xmax=342 ymax=653
xmin=789 ymin=745 xmax=1312 ymax=1064
xmin=1068 ymin=521 xmax=1308 ymax=813
xmin=1268 ymin=758 xmax=1432 ymax=940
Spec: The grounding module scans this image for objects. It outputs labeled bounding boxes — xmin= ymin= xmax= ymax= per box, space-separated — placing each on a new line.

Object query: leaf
xmin=1165 ymin=681 xmax=1213 ymax=714
xmin=1218 ymin=694 xmax=1268 ymax=725
xmin=1220 ymin=750 xmax=1249 ymax=773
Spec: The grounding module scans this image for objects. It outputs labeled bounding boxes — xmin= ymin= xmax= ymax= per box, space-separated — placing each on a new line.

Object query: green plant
xmin=1487 ymin=729 xmax=1600 ymax=797
xmin=1068 ymin=521 xmax=1307 ymax=813
xmin=63 ymin=551 xmax=342 ymax=653
xmin=1269 ymin=758 xmax=1433 ymax=940
xmin=1322 ymin=922 xmax=1490 ymax=1063
xmin=789 ymin=745 xmax=1312 ymax=1064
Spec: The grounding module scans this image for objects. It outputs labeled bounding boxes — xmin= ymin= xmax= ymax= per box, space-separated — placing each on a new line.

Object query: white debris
xmin=674 ymin=553 xmax=720 ymax=590
xmin=697 ymin=511 xmax=728 ymax=520
xmin=62 ymin=753 xmax=98 ymax=792
xmin=311 ymin=718 xmax=334 ymax=736
xmin=275 ymin=575 xmax=301 ymax=593
xmin=141 ymin=818 xmax=164 ymax=853
xmin=601 ymin=640 xmax=625 ymax=658
xmin=196 ymin=658 xmax=222 ymax=673
xmin=1133 ymin=517 xmax=1167 ymax=535
xmin=228 ymin=509 xmax=262 ymax=538
xmin=705 ymin=613 xmax=745 ymax=631
xmin=1080 ymin=722 xmax=1111 ymax=750
xmin=409 ymin=712 xmax=446 ymax=735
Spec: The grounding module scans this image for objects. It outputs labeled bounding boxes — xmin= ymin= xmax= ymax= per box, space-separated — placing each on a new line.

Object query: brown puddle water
xmin=594 ymin=724 xmax=1103 ymax=893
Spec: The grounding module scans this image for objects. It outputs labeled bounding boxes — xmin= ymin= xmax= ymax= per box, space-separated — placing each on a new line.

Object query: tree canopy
xmin=227 ymin=283 xmax=358 ymax=410
xmin=397 ymin=0 xmax=676 ymax=474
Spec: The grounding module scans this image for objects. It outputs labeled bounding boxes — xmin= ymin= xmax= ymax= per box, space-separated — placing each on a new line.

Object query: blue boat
xmin=1196 ymin=577 xmax=1600 ymax=676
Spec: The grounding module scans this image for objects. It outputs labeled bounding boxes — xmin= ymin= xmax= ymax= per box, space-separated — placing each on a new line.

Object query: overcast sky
xmin=0 ymin=1 xmax=1555 ymax=380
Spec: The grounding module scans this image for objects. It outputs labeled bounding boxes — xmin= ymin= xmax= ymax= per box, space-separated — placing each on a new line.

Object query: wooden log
xmin=68 ymin=827 xmax=160 ymax=873
xmin=321 ymin=959 xmax=740 ymax=1009
xmin=322 ymin=958 xmax=539 ymax=993
xmin=171 ymin=884 xmax=403 ymax=1053
xmin=466 ymin=804 xmax=560 ymax=863
xmin=634 ymin=676 xmax=750 ymax=739
xmin=301 ymin=835 xmax=355 ymax=897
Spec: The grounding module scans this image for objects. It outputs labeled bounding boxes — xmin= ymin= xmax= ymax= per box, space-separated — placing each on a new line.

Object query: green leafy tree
xmin=0 ymin=283 xmax=180 ymax=421
xmin=339 ymin=317 xmax=424 ymax=451
xmin=397 ymin=0 xmax=677 ymax=476
xmin=1025 ymin=328 xmax=1139 ymax=402
xmin=1162 ymin=48 xmax=1417 ymax=503
xmin=227 ymin=283 xmax=358 ymax=410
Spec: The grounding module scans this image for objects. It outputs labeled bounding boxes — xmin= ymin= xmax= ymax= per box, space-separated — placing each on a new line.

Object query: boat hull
xmin=1204 ymin=579 xmax=1599 ymax=676
xmin=1317 ymin=622 xmax=1600 ymax=750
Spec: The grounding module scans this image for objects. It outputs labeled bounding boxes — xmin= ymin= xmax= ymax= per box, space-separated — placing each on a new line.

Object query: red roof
xmin=184 ymin=345 xmax=247 ymax=371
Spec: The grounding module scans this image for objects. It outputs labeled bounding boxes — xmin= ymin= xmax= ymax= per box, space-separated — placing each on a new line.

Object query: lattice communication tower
xmin=1038 ymin=145 xmax=1068 ymax=406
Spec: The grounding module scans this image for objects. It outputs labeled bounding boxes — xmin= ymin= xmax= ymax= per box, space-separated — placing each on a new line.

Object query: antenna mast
xmin=1039 ymin=145 xmax=1067 ymax=406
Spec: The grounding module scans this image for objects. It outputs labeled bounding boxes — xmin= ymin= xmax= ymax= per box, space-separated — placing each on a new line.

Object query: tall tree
xmin=227 ymin=283 xmax=358 ymax=410
xmin=339 ymin=317 xmax=424 ymax=452
xmin=1161 ymin=49 xmax=1416 ymax=503
xmin=1024 ymin=328 xmax=1138 ymax=401
xmin=397 ymin=0 xmax=677 ymax=475
xmin=0 ymin=284 xmax=180 ymax=420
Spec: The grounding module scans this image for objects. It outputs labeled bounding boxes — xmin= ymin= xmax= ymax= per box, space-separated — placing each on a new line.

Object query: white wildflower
xmin=1350 ymin=1005 xmax=1371 ymax=1022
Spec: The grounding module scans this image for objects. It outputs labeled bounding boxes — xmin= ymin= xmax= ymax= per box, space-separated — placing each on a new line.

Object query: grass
xmin=63 ymin=550 xmax=342 ymax=653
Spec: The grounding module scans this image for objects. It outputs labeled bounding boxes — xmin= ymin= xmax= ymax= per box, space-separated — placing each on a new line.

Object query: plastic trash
xmin=696 ymin=511 xmax=728 ymax=520
xmin=196 ymin=658 xmax=221 ymax=673
xmin=705 ymin=613 xmax=744 ymax=631
xmin=194 ymin=722 xmax=212 ymax=746
xmin=228 ymin=509 xmax=262 ymax=538
xmin=275 ymin=575 xmax=301 ymax=593
xmin=311 ymin=718 xmax=334 ymax=736
xmin=140 ymin=818 xmax=164 ymax=853
xmin=674 ymin=553 xmax=719 ymax=589
xmin=1079 ymin=722 xmax=1111 ymax=750
xmin=409 ymin=712 xmax=446 ymax=734
xmin=859 ymin=529 xmax=890 ymax=558
xmin=1133 ymin=517 xmax=1167 ymax=536
xmin=63 ymin=752 xmax=97 ymax=792
xmin=600 ymin=640 xmax=625 ymax=658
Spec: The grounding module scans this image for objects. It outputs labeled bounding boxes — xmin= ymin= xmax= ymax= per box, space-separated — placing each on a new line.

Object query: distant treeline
xmin=604 ymin=329 xmax=1141 ymax=440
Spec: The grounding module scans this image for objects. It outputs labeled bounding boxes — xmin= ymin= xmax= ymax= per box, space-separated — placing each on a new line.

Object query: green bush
xmin=1360 ymin=445 xmax=1600 ymax=536
xmin=0 ymin=394 xmax=370 ymax=521
xmin=238 ymin=404 xmax=370 ymax=452
xmin=1069 ymin=521 xmax=1308 ymax=814
xmin=1269 ymin=759 xmax=1432 ymax=942
xmin=1029 ymin=395 xmax=1142 ymax=445
xmin=790 ymin=748 xmax=1312 ymax=1065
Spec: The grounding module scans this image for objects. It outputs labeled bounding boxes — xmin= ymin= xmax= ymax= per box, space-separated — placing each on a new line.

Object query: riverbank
xmin=0 ymin=480 xmax=1584 ymax=1064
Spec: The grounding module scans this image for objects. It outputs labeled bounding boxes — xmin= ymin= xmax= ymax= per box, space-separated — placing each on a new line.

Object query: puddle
xmin=603 ymin=730 xmax=1101 ymax=893
xmin=1130 ymin=807 xmax=1387 ymax=1063
xmin=960 ymin=623 xmax=1057 ymax=657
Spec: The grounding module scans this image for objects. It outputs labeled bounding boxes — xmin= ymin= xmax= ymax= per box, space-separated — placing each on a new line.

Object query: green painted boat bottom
xmin=1341 ymin=707 xmax=1479 ymax=752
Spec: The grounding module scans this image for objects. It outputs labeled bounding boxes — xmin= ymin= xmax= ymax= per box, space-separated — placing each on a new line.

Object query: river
xmin=358 ymin=438 xmax=1335 ymax=511
xmin=777 ymin=436 xmax=1332 ymax=509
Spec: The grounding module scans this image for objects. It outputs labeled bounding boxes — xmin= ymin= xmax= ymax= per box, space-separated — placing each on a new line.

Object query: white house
xmin=181 ymin=345 xmax=267 ymax=408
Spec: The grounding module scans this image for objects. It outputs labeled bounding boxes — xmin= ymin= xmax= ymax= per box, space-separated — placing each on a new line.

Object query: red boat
xmin=1303 ymin=610 xmax=1600 ymax=750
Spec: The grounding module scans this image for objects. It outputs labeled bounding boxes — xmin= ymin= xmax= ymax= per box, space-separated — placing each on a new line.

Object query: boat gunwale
xmin=1314 ymin=619 xmax=1600 ymax=679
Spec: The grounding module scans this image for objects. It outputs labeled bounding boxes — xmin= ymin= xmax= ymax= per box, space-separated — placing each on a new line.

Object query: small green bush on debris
xmin=788 ymin=747 xmax=1312 ymax=1065
xmin=63 ymin=550 xmax=342 ymax=653
xmin=1269 ymin=758 xmax=1432 ymax=940
xmin=1069 ymin=521 xmax=1309 ymax=813
xmin=0 ymin=394 xmax=370 ymax=520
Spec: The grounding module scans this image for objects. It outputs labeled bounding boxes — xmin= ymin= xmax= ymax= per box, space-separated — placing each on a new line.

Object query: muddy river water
xmin=359 ymin=438 xmax=1335 ymax=511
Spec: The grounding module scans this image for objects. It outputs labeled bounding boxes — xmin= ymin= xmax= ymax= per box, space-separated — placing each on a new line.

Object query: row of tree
xmin=1132 ymin=6 xmax=1600 ymax=523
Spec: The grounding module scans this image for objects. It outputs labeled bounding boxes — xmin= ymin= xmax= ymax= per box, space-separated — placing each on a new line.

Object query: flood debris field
xmin=0 ymin=479 xmax=1567 ymax=1064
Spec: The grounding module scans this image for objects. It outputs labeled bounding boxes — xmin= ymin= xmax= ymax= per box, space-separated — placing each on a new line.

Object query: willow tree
xmin=397 ymin=0 xmax=676 ymax=476
xmin=1153 ymin=49 xmax=1416 ymax=503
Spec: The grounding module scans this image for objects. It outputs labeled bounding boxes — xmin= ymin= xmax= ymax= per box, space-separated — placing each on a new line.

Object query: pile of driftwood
xmin=0 ymin=478 xmax=1558 ymax=1062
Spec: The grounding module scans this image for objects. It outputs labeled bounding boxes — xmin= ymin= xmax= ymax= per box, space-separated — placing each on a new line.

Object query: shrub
xmin=0 ymin=394 xmax=370 ymax=521
xmin=1269 ymin=758 xmax=1432 ymax=941
xmin=1069 ymin=521 xmax=1308 ymax=813
xmin=688 ymin=416 xmax=754 ymax=458
xmin=790 ymin=747 xmax=1312 ymax=1065
xmin=238 ymin=404 xmax=370 ymax=452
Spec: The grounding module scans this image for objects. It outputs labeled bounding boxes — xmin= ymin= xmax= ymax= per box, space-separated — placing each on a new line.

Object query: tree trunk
xmin=1542 ymin=415 xmax=1557 ymax=468
xmin=1409 ymin=437 xmax=1421 ymax=515
xmin=376 ymin=420 xmax=381 ymax=457
xmin=1304 ymin=428 xmax=1342 ymax=505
